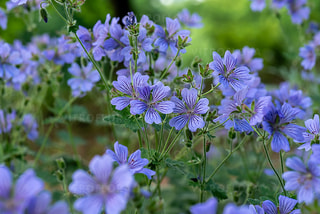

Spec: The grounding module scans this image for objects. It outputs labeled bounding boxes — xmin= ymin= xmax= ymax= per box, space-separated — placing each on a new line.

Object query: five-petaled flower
xmin=169 ymin=88 xmax=209 ymax=132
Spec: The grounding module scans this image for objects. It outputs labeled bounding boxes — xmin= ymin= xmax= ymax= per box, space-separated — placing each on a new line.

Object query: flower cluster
xmin=69 ymin=154 xmax=135 ymax=214
xmin=249 ymin=0 xmax=310 ymax=24
xmin=0 ymin=109 xmax=39 ymax=141
xmin=0 ymin=165 xmax=69 ymax=214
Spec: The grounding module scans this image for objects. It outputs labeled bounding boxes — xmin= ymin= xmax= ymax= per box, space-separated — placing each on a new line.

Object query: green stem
xmin=206 ymin=135 xmax=248 ymax=183
xmin=160 ymin=129 xmax=183 ymax=160
xmin=201 ymin=83 xmax=221 ymax=97
xmin=34 ymin=97 xmax=76 ymax=166
xmin=156 ymin=167 xmax=162 ymax=199
xmin=74 ymin=33 xmax=109 ymax=90
xmin=280 ymin=150 xmax=285 ymax=184
xmin=137 ymin=130 xmax=143 ymax=148
xmin=200 ymin=133 xmax=207 ymax=202
xmin=158 ymin=115 xmax=167 ymax=152
xmin=262 ymin=137 xmax=287 ymax=196
xmin=208 ymin=116 xmax=230 ymax=132
xmin=61 ymin=169 xmax=73 ymax=213
xmin=134 ymin=35 xmax=138 ymax=73
xmin=142 ymin=120 xmax=150 ymax=151
xmin=160 ymin=127 xmax=174 ymax=156
xmin=67 ymin=123 xmax=81 ymax=168
xmin=159 ymin=49 xmax=181 ymax=81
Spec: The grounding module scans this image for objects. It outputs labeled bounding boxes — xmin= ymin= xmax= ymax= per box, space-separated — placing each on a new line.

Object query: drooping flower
xmin=67 ymin=62 xmax=100 ymax=97
xmin=282 ymin=157 xmax=320 ymax=204
xmin=154 ymin=17 xmax=190 ymax=54
xmin=299 ymin=45 xmax=316 ymax=70
xmin=0 ymin=109 xmax=15 ymax=134
xmin=210 ymin=50 xmax=251 ymax=91
xmin=106 ymin=141 xmax=155 ymax=179
xmin=190 ymin=197 xmax=218 ymax=214
xmin=298 ymin=114 xmax=320 ymax=151
xmin=287 ymin=0 xmax=310 ymax=24
xmin=261 ymin=195 xmax=301 ymax=214
xmin=177 ymin=9 xmax=203 ymax=28
xmin=22 ymin=114 xmax=38 ymax=141
xmin=262 ymin=103 xmax=306 ymax=152
xmin=26 ymin=191 xmax=69 ymax=214
xmin=69 ymin=154 xmax=134 ymax=214
xmin=130 ymin=82 xmax=175 ymax=124
xmin=111 ymin=72 xmax=149 ymax=110
xmin=0 ymin=166 xmax=44 ymax=213
xmin=169 ymin=88 xmax=209 ymax=132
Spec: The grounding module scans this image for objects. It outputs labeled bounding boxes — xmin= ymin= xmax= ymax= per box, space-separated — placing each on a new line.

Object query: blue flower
xmin=169 ymin=88 xmax=209 ymax=132
xmin=67 ymin=62 xmax=100 ymax=97
xmin=233 ymin=46 xmax=263 ymax=73
xmin=249 ymin=205 xmax=265 ymax=214
xmin=120 ymin=27 xmax=153 ymax=67
xmin=130 ymin=82 xmax=175 ymax=124
xmin=0 ymin=109 xmax=15 ymax=134
xmin=0 ymin=8 xmax=7 ymax=30
xmin=262 ymin=103 xmax=306 ymax=152
xmin=10 ymin=0 xmax=28 ymax=5
xmin=210 ymin=50 xmax=251 ymax=91
xmin=0 ymin=42 xmax=25 ymax=90
xmin=190 ymin=197 xmax=252 ymax=214
xmin=190 ymin=197 xmax=218 ymax=214
xmin=26 ymin=191 xmax=69 ymax=214
xmin=287 ymin=0 xmax=310 ymax=24
xmin=69 ymin=154 xmax=134 ymax=214
xmin=249 ymin=0 xmax=266 ymax=11
xmin=298 ymin=114 xmax=320 ymax=151
xmin=123 ymin=12 xmax=136 ymax=27
xmin=177 ymin=9 xmax=203 ymax=28
xmin=111 ymin=72 xmax=149 ymax=110
xmin=262 ymin=195 xmax=301 ymax=214
xmin=282 ymin=157 xmax=320 ymax=204
xmin=222 ymin=203 xmax=251 ymax=214
xmin=0 ymin=166 xmax=44 ymax=213
xmin=104 ymin=17 xmax=125 ymax=62
xmin=272 ymin=82 xmax=312 ymax=118
xmin=42 ymin=36 xmax=80 ymax=65
xmin=310 ymin=144 xmax=320 ymax=164
xmin=154 ymin=17 xmax=190 ymax=54
xmin=22 ymin=114 xmax=38 ymax=141
xmin=106 ymin=142 xmax=155 ymax=179
xmin=299 ymin=44 xmax=316 ymax=70
xmin=272 ymin=0 xmax=288 ymax=9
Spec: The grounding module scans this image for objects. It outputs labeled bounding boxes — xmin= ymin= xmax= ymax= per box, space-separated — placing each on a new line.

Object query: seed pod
xmin=56 ymin=157 xmax=66 ymax=169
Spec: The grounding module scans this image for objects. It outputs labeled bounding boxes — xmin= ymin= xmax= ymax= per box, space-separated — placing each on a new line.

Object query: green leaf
xmin=247 ymin=198 xmax=261 ymax=205
xmin=104 ymin=114 xmax=140 ymax=132
xmin=205 ymin=181 xmax=228 ymax=200
xmin=165 ymin=158 xmax=187 ymax=175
